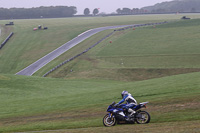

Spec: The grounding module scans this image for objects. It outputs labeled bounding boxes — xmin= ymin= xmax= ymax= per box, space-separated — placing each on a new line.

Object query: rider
xmin=115 ymin=91 xmax=137 ymax=120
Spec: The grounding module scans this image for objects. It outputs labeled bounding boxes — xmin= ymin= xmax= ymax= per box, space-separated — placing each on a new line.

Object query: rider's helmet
xmin=121 ymin=91 xmax=128 ymax=98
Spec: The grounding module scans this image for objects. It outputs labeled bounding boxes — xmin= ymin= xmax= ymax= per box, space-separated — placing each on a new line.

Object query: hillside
xmin=142 ymin=0 xmax=200 ymax=13
xmin=0 ymin=14 xmax=200 ymax=132
xmin=0 ymin=15 xmax=174 ymax=75
xmin=44 ymin=18 xmax=200 ymax=81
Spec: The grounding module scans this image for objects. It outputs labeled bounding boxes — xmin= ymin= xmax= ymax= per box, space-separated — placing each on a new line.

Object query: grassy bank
xmin=45 ymin=18 xmax=200 ymax=80
xmin=0 ymin=14 xmax=200 ymax=132
xmin=0 ymin=72 xmax=199 ymax=132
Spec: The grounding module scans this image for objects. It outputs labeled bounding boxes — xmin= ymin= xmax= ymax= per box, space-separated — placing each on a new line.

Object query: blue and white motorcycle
xmin=103 ymin=102 xmax=150 ymax=127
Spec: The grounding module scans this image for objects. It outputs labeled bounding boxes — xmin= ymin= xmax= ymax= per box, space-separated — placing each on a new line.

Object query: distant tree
xmin=116 ymin=8 xmax=122 ymax=14
xmin=139 ymin=9 xmax=145 ymax=13
xmin=156 ymin=8 xmax=166 ymax=13
xmin=93 ymin=8 xmax=99 ymax=15
xmin=69 ymin=6 xmax=77 ymax=15
xmin=132 ymin=8 xmax=140 ymax=14
xmin=84 ymin=8 xmax=90 ymax=15
xmin=122 ymin=8 xmax=131 ymax=14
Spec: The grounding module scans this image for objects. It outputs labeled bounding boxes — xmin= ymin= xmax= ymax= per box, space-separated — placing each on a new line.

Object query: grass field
xmin=0 ymin=24 xmax=13 ymax=44
xmin=0 ymin=14 xmax=200 ymax=132
xmin=39 ymin=121 xmax=200 ymax=133
xmin=44 ymin=17 xmax=200 ymax=81
xmin=0 ymin=72 xmax=200 ymax=132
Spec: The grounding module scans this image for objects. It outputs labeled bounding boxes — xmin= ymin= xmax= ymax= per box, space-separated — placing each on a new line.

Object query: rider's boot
xmin=125 ymin=108 xmax=136 ymax=121
xmin=128 ymin=108 xmax=136 ymax=116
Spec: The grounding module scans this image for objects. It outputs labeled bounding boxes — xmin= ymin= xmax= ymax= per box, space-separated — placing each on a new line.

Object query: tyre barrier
xmin=43 ymin=21 xmax=168 ymax=77
xmin=0 ymin=32 xmax=14 ymax=50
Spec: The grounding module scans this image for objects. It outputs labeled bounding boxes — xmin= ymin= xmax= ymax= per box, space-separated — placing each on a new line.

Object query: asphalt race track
xmin=16 ymin=25 xmax=134 ymax=76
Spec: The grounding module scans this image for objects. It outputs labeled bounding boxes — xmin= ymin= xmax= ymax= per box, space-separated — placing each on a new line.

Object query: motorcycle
xmin=103 ymin=101 xmax=150 ymax=127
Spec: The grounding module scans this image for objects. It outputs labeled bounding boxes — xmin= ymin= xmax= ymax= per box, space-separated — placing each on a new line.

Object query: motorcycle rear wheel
xmin=135 ymin=111 xmax=150 ymax=124
xmin=103 ymin=114 xmax=116 ymax=127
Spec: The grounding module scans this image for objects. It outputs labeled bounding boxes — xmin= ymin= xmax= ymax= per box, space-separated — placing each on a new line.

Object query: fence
xmin=0 ymin=32 xmax=14 ymax=49
xmin=43 ymin=21 xmax=168 ymax=77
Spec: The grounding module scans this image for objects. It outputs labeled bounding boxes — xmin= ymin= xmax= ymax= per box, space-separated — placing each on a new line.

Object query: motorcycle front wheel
xmin=135 ymin=111 xmax=150 ymax=124
xmin=103 ymin=114 xmax=116 ymax=127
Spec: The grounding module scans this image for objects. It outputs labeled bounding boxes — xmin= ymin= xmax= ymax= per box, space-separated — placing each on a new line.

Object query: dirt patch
xmin=148 ymin=102 xmax=200 ymax=113
xmin=61 ymin=67 xmax=200 ymax=81
xmin=16 ymin=120 xmax=200 ymax=133
xmin=116 ymin=68 xmax=200 ymax=81
xmin=0 ymin=109 xmax=105 ymax=127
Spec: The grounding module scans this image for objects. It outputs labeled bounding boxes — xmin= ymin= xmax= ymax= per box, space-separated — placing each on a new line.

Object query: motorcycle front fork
xmin=109 ymin=113 xmax=115 ymax=120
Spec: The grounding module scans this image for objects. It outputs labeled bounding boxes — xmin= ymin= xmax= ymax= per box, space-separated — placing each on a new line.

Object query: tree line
xmin=0 ymin=6 xmax=77 ymax=19
xmin=142 ymin=0 xmax=200 ymax=13
xmin=83 ymin=8 xmax=147 ymax=16
xmin=0 ymin=6 xmax=100 ymax=20
xmin=116 ymin=8 xmax=147 ymax=14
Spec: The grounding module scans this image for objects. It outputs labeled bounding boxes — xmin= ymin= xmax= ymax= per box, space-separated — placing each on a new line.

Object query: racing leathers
xmin=116 ymin=93 xmax=137 ymax=119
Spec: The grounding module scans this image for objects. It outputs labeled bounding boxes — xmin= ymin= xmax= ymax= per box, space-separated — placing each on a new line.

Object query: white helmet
xmin=121 ymin=91 xmax=128 ymax=98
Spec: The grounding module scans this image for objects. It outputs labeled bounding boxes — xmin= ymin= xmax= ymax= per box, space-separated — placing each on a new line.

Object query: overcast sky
xmin=0 ymin=0 xmax=173 ymax=14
